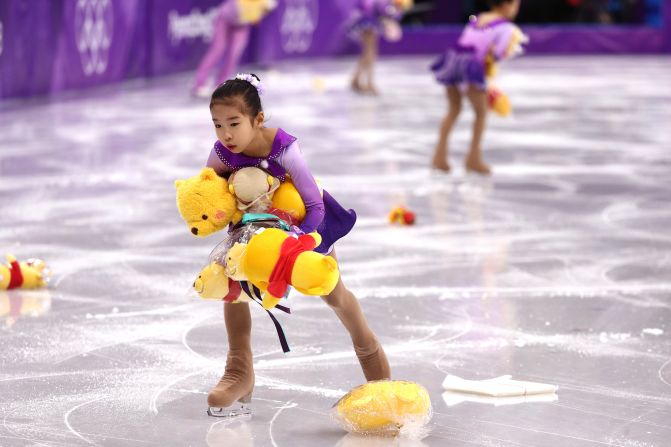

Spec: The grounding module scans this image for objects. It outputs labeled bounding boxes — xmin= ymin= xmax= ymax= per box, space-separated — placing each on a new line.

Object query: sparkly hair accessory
xmin=235 ymin=73 xmax=264 ymax=96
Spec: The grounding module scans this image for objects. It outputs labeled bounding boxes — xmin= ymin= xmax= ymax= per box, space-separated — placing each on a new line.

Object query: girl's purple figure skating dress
xmin=431 ymin=16 xmax=524 ymax=90
xmin=347 ymin=0 xmax=404 ymax=40
xmin=207 ymin=129 xmax=356 ymax=254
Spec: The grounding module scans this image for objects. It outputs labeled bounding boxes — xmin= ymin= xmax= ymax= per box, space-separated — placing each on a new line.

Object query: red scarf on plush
xmin=267 ymin=235 xmax=317 ymax=298
xmin=7 ymin=259 xmax=24 ymax=289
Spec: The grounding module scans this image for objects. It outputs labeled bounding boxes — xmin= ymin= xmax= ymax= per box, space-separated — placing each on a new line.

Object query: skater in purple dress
xmin=347 ymin=0 xmax=412 ymax=94
xmin=430 ymin=0 xmax=526 ymax=175
xmin=202 ymin=73 xmax=391 ymax=415
xmin=192 ymin=0 xmax=276 ymax=97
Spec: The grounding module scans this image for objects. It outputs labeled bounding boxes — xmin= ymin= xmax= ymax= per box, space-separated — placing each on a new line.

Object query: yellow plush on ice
xmin=0 ymin=255 xmax=50 ymax=290
xmin=333 ymin=380 xmax=432 ymax=435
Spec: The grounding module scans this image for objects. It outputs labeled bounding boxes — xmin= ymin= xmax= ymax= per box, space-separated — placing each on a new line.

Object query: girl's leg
xmin=351 ymin=42 xmax=365 ymax=92
xmin=361 ymin=29 xmax=379 ymax=94
xmin=432 ymin=86 xmax=462 ymax=172
xmin=465 ymin=85 xmax=491 ymax=175
xmin=321 ymin=250 xmax=391 ymax=381
xmin=207 ymin=301 xmax=255 ymax=409
xmin=215 ymin=25 xmax=251 ymax=85
xmin=193 ymin=12 xmax=230 ymax=91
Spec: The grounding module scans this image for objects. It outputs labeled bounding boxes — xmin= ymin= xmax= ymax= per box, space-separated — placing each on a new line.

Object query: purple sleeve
xmin=492 ymin=23 xmax=517 ymax=60
xmin=278 ymin=142 xmax=325 ymax=233
xmin=206 ymin=145 xmax=231 ymax=176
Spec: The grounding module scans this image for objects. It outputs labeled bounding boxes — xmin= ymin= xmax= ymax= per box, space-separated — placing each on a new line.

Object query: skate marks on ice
xmin=1 ymin=56 xmax=671 ymax=445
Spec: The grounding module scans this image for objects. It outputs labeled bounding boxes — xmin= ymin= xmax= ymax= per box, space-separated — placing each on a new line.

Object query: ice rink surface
xmin=1 ymin=55 xmax=670 ymax=446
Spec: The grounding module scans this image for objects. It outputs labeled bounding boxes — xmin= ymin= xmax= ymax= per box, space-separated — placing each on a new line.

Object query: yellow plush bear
xmin=0 ymin=255 xmax=50 ymax=290
xmin=224 ymin=242 xmax=248 ymax=281
xmin=193 ymin=262 xmax=230 ymax=299
xmin=333 ymin=380 xmax=432 ymax=435
xmin=175 ymin=168 xmax=243 ymax=237
xmin=236 ymin=228 xmax=339 ymax=310
xmin=193 ymin=262 xmax=252 ymax=303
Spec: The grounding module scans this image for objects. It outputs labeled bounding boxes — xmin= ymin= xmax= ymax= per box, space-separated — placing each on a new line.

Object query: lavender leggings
xmin=193 ymin=5 xmax=251 ymax=89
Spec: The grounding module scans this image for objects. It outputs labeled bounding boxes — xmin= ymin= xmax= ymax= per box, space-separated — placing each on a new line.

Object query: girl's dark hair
xmin=487 ymin=0 xmax=514 ymax=6
xmin=209 ymin=73 xmax=263 ymax=118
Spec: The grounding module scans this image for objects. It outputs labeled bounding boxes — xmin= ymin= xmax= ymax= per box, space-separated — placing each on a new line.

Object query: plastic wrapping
xmin=193 ymin=218 xmax=288 ymax=302
xmin=0 ymin=255 xmax=51 ymax=290
xmin=332 ymin=380 xmax=432 ymax=437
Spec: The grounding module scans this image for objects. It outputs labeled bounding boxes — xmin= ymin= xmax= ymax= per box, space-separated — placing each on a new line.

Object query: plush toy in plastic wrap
xmin=175 ymin=168 xmax=243 ymax=237
xmin=388 ymin=206 xmax=416 ymax=225
xmin=176 ymin=167 xmax=309 ymax=237
xmin=229 ymin=167 xmax=308 ymax=226
xmin=199 ymin=220 xmax=339 ymax=310
xmin=0 ymin=255 xmax=51 ymax=290
xmin=332 ymin=380 xmax=432 ymax=436
xmin=228 ymin=167 xmax=281 ymax=214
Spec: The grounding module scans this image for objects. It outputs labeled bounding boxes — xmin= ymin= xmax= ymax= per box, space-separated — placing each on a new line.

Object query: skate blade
xmin=207 ymin=403 xmax=252 ymax=418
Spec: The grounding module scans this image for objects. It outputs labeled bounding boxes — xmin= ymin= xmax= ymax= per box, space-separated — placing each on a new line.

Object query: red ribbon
xmin=267 ymin=235 xmax=317 ymax=298
xmin=7 ymin=260 xmax=24 ymax=289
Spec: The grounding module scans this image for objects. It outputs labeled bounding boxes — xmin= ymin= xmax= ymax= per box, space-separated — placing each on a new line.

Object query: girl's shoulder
xmin=270 ymin=128 xmax=298 ymax=156
xmin=471 ymin=13 xmax=510 ymax=30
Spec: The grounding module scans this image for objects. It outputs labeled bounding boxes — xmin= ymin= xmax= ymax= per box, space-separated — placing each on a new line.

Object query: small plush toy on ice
xmin=0 ymin=255 xmax=50 ymax=290
xmin=388 ymin=206 xmax=416 ymax=225
xmin=332 ymin=380 xmax=432 ymax=436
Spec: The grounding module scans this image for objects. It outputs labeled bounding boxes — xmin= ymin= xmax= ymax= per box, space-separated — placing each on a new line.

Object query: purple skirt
xmin=430 ymin=46 xmax=486 ymax=90
xmin=315 ymin=190 xmax=356 ymax=254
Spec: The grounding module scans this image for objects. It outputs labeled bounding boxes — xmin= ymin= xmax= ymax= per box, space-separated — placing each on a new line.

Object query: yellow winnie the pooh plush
xmin=333 ymin=380 xmax=432 ymax=436
xmin=0 ymin=255 xmax=50 ymax=290
xmin=242 ymin=228 xmax=339 ymax=309
xmin=198 ymin=228 xmax=339 ymax=310
xmin=175 ymin=168 xmax=243 ymax=237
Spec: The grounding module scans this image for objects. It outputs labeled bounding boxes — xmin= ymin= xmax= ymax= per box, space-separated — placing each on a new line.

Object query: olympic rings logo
xmin=280 ymin=0 xmax=319 ymax=54
xmin=74 ymin=0 xmax=114 ymax=76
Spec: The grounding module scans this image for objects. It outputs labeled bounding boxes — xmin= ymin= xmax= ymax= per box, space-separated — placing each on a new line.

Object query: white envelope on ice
xmin=442 ymin=391 xmax=558 ymax=407
xmin=442 ymin=374 xmax=558 ymax=397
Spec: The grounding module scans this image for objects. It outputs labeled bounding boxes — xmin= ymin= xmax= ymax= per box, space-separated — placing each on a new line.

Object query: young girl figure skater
xmin=203 ymin=73 xmax=391 ymax=415
xmin=348 ymin=0 xmax=412 ymax=94
xmin=430 ymin=0 xmax=524 ymax=175
xmin=192 ymin=0 xmax=276 ymax=97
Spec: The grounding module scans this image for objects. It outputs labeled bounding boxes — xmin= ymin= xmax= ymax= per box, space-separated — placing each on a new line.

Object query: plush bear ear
xmin=199 ymin=167 xmax=216 ymax=181
xmin=175 ymin=179 xmax=184 ymax=189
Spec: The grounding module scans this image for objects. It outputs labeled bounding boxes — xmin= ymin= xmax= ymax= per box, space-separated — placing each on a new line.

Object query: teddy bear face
xmin=193 ymin=262 xmax=230 ymax=299
xmin=229 ymin=167 xmax=280 ymax=213
xmin=175 ymin=168 xmax=242 ymax=237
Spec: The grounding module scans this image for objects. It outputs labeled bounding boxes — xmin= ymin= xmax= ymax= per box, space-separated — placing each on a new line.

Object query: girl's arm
xmin=206 ymin=145 xmax=232 ymax=177
xmin=492 ymin=23 xmax=527 ymax=61
xmin=278 ymin=141 xmax=325 ymax=233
